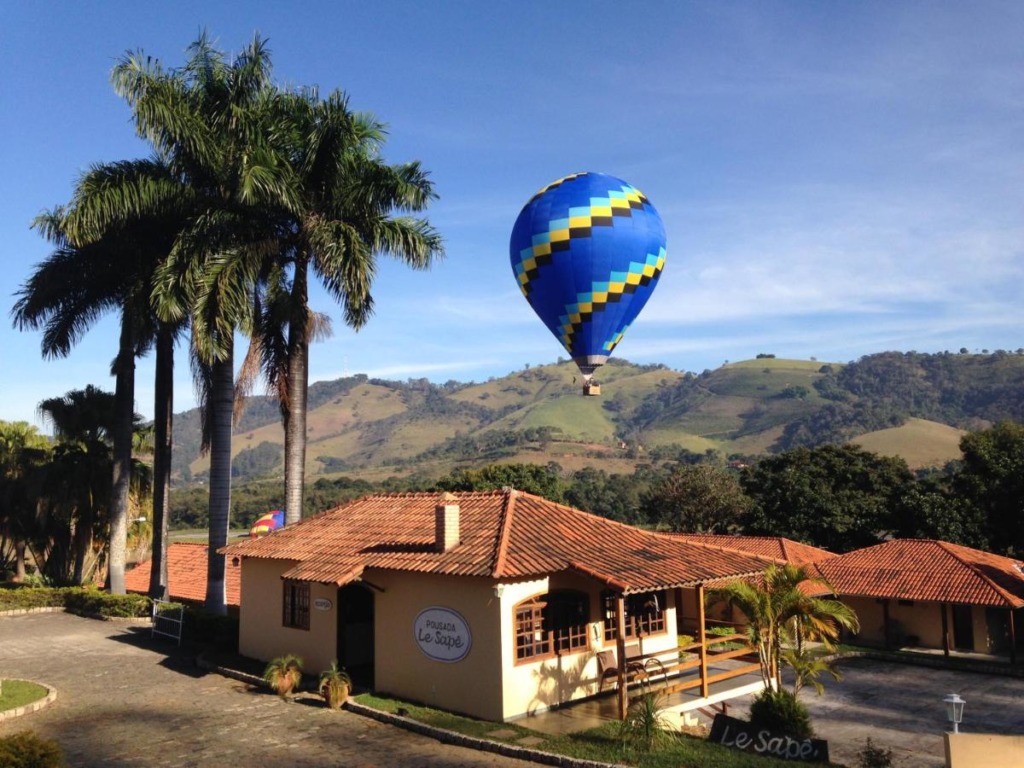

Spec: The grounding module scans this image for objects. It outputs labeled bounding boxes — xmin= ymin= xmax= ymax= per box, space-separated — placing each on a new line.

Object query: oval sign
xmin=414 ymin=606 xmax=472 ymax=663
xmin=313 ymin=598 xmax=333 ymax=611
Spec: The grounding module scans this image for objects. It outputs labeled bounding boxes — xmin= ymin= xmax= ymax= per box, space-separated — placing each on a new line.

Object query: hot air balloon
xmin=249 ymin=509 xmax=285 ymax=538
xmin=510 ymin=172 xmax=666 ymax=395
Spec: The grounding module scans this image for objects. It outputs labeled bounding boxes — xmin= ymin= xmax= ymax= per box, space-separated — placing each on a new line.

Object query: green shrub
xmin=619 ymin=691 xmax=676 ymax=753
xmin=0 ymin=731 xmax=65 ymax=767
xmin=62 ymin=590 xmax=150 ymax=618
xmin=0 ymin=587 xmax=67 ymax=612
xmin=857 ymin=737 xmax=894 ymax=768
xmin=749 ymin=689 xmax=813 ymax=739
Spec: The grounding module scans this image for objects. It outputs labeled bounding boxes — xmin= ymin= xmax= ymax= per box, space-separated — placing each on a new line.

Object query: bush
xmin=619 ymin=691 xmax=676 ymax=753
xmin=857 ymin=737 xmax=894 ymax=768
xmin=62 ymin=590 xmax=150 ymax=618
xmin=0 ymin=731 xmax=65 ymax=767
xmin=749 ymin=689 xmax=813 ymax=739
xmin=0 ymin=586 xmax=151 ymax=618
xmin=0 ymin=586 xmax=68 ymax=612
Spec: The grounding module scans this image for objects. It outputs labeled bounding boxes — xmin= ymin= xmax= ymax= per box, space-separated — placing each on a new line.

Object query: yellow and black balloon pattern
xmin=509 ymin=172 xmax=667 ymax=382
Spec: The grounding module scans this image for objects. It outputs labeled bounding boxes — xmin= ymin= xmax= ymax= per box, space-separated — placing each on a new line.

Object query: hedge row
xmin=0 ymin=586 xmax=150 ymax=618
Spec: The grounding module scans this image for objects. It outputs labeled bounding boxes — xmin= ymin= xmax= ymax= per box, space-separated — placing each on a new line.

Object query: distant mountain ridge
xmin=172 ymin=351 xmax=1024 ymax=483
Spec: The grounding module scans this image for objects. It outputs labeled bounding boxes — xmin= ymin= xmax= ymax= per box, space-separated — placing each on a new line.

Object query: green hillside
xmin=172 ymin=351 xmax=1024 ymax=484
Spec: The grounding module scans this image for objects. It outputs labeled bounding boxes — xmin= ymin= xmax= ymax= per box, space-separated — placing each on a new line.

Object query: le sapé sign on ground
xmin=709 ymin=714 xmax=829 ymax=763
xmin=414 ymin=606 xmax=472 ymax=662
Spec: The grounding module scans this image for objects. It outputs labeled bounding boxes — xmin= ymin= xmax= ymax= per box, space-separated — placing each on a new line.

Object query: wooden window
xmin=283 ymin=580 xmax=310 ymax=630
xmin=546 ymin=590 xmax=590 ymax=653
xmin=515 ymin=599 xmax=549 ymax=661
xmin=603 ymin=590 xmax=667 ymax=641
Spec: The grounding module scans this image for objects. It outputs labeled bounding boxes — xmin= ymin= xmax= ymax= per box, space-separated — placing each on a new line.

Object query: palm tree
xmin=262 ymin=88 xmax=443 ymax=525
xmin=63 ymin=159 xmax=194 ymax=600
xmin=13 ymin=203 xmax=174 ymax=593
xmin=112 ymin=32 xmax=287 ymax=613
xmin=36 ymin=386 xmax=117 ymax=584
xmin=711 ymin=563 xmax=859 ymax=691
xmin=0 ymin=421 xmax=50 ymax=581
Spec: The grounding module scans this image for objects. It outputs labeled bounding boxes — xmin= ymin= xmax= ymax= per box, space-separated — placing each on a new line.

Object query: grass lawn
xmin=356 ymin=694 xmax=836 ymax=768
xmin=0 ymin=679 xmax=48 ymax=711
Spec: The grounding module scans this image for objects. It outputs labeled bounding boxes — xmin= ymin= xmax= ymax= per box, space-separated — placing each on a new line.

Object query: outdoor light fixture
xmin=493 ymin=584 xmax=505 ymax=599
xmin=943 ymin=693 xmax=966 ymax=733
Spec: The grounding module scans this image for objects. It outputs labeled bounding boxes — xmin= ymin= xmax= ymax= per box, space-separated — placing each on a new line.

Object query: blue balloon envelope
xmin=510 ymin=172 xmax=667 ymax=388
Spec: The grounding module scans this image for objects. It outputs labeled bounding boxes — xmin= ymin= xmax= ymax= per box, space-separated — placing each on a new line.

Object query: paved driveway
xmin=0 ymin=612 xmax=534 ymax=768
xmin=3 ymin=613 xmax=1023 ymax=768
xmin=763 ymin=656 xmax=1024 ymax=768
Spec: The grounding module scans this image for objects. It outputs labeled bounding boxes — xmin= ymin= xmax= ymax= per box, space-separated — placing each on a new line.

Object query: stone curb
xmin=344 ymin=700 xmax=623 ymax=768
xmin=195 ymin=650 xmax=266 ymax=689
xmin=196 ymin=651 xmax=622 ymax=768
xmin=0 ymin=607 xmax=151 ymax=623
xmin=0 ymin=607 xmax=65 ymax=617
xmin=0 ymin=679 xmax=57 ymax=721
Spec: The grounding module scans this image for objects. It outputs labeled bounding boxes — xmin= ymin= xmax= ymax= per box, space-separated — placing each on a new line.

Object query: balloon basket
xmin=582 ymin=382 xmax=601 ymax=396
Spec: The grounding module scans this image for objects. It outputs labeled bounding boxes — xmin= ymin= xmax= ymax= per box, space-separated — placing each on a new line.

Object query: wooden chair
xmin=596 ymin=645 xmax=648 ymax=690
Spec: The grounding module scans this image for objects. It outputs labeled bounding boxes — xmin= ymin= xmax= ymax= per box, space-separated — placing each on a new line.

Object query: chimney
xmin=435 ymin=493 xmax=460 ymax=552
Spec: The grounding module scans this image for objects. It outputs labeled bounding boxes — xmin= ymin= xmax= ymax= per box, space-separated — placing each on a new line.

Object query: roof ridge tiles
xmin=490 ymin=489 xmax=515 ymax=578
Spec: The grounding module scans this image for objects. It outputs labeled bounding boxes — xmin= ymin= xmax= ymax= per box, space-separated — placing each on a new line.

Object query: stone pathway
xmin=0 ymin=612 xmax=536 ymax=768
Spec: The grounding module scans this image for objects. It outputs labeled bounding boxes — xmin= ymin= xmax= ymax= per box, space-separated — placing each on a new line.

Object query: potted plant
xmin=263 ymin=653 xmax=303 ymax=699
xmin=319 ymin=661 xmax=352 ymax=709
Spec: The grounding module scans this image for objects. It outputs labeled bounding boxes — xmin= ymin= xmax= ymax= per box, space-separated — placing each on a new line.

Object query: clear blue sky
xmin=3 ymin=1 xmax=1022 ymax=428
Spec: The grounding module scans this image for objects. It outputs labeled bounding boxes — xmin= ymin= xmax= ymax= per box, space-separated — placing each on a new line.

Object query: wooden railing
xmin=625 ymin=632 xmax=762 ymax=703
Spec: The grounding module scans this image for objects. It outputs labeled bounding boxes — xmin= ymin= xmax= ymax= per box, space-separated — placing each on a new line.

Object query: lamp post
xmin=943 ymin=693 xmax=965 ymax=733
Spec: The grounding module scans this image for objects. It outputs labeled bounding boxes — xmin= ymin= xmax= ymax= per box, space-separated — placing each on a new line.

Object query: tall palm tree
xmin=264 ymin=89 xmax=443 ymax=525
xmin=63 ymin=159 xmax=195 ymax=600
xmin=712 ymin=563 xmax=859 ymax=691
xmin=113 ymin=32 xmax=287 ymax=613
xmin=13 ymin=203 xmax=173 ymax=593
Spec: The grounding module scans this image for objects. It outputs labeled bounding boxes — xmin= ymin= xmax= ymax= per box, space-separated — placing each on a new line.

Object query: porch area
xmin=519 ymin=624 xmax=767 ymax=735
xmin=520 ymin=652 xmax=765 ymax=735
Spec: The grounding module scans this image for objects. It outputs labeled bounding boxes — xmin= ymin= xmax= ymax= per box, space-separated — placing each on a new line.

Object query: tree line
xmin=162 ymin=420 xmax=1024 ymax=559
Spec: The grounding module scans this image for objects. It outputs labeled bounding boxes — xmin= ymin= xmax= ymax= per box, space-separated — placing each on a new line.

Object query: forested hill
xmin=172 ymin=350 xmax=1024 ymax=483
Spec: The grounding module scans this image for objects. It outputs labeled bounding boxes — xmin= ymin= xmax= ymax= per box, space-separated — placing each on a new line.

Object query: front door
xmin=337 ymin=584 xmax=375 ymax=690
xmin=952 ymin=604 xmax=974 ymax=651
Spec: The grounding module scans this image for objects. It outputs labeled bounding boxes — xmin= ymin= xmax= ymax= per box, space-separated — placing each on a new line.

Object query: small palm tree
xmin=712 ymin=563 xmax=859 ymax=691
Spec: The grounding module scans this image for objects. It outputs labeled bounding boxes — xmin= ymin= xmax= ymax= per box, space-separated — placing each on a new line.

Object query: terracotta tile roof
xmin=668 ymin=534 xmax=836 ymax=565
xmin=125 ymin=543 xmax=241 ymax=607
xmin=812 ymin=539 xmax=1024 ymax=608
xmin=222 ymin=490 xmax=777 ymax=593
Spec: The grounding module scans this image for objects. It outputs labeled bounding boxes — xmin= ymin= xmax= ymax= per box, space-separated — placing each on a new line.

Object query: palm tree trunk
xmin=149 ymin=326 xmax=174 ymax=600
xmin=108 ymin=313 xmax=136 ymax=595
xmin=14 ymin=540 xmax=26 ymax=581
xmin=205 ymin=342 xmax=234 ymax=615
xmin=283 ymin=258 xmax=309 ymax=526
xmin=71 ymin=505 xmax=92 ymax=585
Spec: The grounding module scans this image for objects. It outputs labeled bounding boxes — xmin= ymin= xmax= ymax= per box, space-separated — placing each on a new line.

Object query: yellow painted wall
xmin=371 ymin=570 xmax=506 ymax=721
xmin=945 ymin=732 xmax=1024 ymax=767
xmin=238 ymin=557 xmax=339 ymax=673
xmin=237 ymin=557 xmax=681 ymax=722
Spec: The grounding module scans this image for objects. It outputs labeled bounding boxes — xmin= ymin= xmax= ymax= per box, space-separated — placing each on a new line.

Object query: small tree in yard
xmin=712 ymin=564 xmax=859 ymax=692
